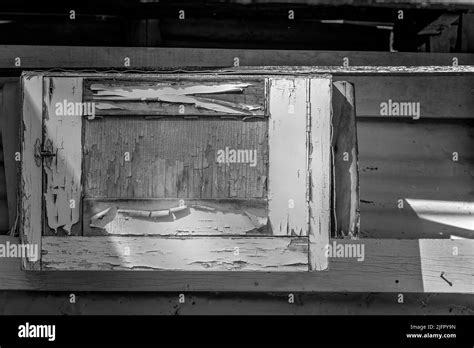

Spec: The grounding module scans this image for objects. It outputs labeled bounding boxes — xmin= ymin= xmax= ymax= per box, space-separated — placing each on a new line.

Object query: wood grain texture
xmin=267 ymin=78 xmax=308 ymax=236
xmin=41 ymin=236 xmax=309 ymax=271
xmin=2 ymin=46 xmax=474 ymax=68
xmin=332 ymin=75 xmax=474 ymax=119
xmin=0 ymin=83 xmax=20 ymax=231
xmin=20 ymin=75 xmax=42 ymax=269
xmin=308 ymin=78 xmax=332 ymax=271
xmin=84 ymin=198 xmax=268 ymax=236
xmin=0 ymin=199 xmax=8 ymax=231
xmin=84 ymin=117 xmax=268 ymax=199
xmin=331 ymin=81 xmax=360 ymax=238
xmin=42 ymin=78 xmax=83 ymax=235
xmin=0 ymin=236 xmax=471 ymax=293
xmin=84 ymin=78 xmax=265 ymax=116
xmin=358 ymin=119 xmax=474 ymax=239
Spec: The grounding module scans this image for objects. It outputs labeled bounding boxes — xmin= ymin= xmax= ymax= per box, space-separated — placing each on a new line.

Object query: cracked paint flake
xmin=90 ymin=82 xmax=264 ymax=115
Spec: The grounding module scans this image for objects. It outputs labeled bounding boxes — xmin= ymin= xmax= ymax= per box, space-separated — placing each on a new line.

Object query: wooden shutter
xmin=20 ymin=72 xmax=333 ymax=271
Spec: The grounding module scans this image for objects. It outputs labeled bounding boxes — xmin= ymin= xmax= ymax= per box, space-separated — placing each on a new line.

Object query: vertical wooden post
xmin=20 ymin=74 xmax=43 ymax=270
xmin=308 ymin=77 xmax=332 ymax=271
xmin=331 ymin=81 xmax=360 ymax=238
xmin=1 ymin=82 xmax=20 ymax=232
xmin=42 ymin=77 xmax=83 ymax=236
xmin=267 ymin=77 xmax=308 ymax=236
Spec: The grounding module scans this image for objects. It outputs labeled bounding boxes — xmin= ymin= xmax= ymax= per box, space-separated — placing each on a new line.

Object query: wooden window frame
xmin=0 ymin=47 xmax=471 ymax=293
xmin=19 ymin=72 xmax=334 ymax=272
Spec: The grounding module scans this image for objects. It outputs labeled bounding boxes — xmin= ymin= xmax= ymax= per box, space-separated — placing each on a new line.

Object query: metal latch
xmin=34 ymin=138 xmax=56 ymax=167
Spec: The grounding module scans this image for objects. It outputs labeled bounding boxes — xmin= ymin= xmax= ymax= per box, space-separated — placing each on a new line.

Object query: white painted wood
xmin=43 ymin=77 xmax=83 ymax=234
xmin=1 ymin=236 xmax=471 ymax=293
xmin=20 ymin=74 xmax=43 ymax=270
xmin=267 ymin=77 xmax=308 ymax=236
xmin=308 ymin=77 xmax=332 ymax=271
xmin=41 ymin=236 xmax=309 ymax=271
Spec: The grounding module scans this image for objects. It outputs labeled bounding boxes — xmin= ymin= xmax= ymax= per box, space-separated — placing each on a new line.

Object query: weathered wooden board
xmin=331 ymin=81 xmax=359 ymax=238
xmin=20 ymin=75 xmax=42 ymax=269
xmin=0 ymin=82 xmax=20 ymax=231
xmin=84 ymin=198 xmax=268 ymax=236
xmin=358 ymin=119 xmax=474 ymax=239
xmin=84 ymin=117 xmax=268 ymax=199
xmin=267 ymin=78 xmax=308 ymax=236
xmin=1 ymin=46 xmax=474 ymax=69
xmin=0 ymin=199 xmax=8 ymax=232
xmin=83 ymin=78 xmax=266 ymax=116
xmin=0 ymin=88 xmax=6 ymax=232
xmin=308 ymin=78 xmax=332 ymax=271
xmin=41 ymin=236 xmax=309 ymax=271
xmin=1 ymin=236 xmax=472 ymax=293
xmin=42 ymin=78 xmax=83 ymax=236
xmin=333 ymin=75 xmax=474 ymax=119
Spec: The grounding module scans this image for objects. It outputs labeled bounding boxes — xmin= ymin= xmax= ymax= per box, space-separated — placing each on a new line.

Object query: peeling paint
xmin=43 ymin=78 xmax=83 ymax=234
xmin=90 ymin=83 xmax=264 ymax=115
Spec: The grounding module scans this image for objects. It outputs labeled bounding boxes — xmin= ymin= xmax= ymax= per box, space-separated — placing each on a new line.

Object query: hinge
xmin=34 ymin=138 xmax=56 ymax=168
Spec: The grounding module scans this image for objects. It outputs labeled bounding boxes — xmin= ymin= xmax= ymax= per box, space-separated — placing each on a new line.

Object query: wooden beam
xmin=0 ymin=236 xmax=472 ymax=292
xmin=1 ymin=46 xmax=473 ymax=69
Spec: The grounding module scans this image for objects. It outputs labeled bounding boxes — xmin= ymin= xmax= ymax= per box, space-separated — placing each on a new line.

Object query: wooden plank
xmin=308 ymin=78 xmax=332 ymax=271
xmin=0 ymin=199 xmax=8 ymax=232
xmin=267 ymin=78 xmax=308 ymax=236
xmin=2 ymin=292 xmax=473 ymax=316
xmin=42 ymin=77 xmax=83 ymax=236
xmin=333 ymin=75 xmax=474 ymax=119
xmin=418 ymin=14 xmax=460 ymax=53
xmin=0 ymin=164 xmax=6 ymax=199
xmin=41 ymin=72 xmax=474 ymax=119
xmin=20 ymin=74 xmax=42 ymax=270
xmin=84 ymin=117 xmax=267 ymax=199
xmin=1 ymin=46 xmax=474 ymax=68
xmin=357 ymin=119 xmax=474 ymax=239
xmin=84 ymin=198 xmax=268 ymax=236
xmin=84 ymin=78 xmax=266 ymax=117
xmin=331 ymin=81 xmax=359 ymax=238
xmin=41 ymin=236 xmax=309 ymax=272
xmin=461 ymin=13 xmax=474 ymax=53
xmin=0 ymin=236 xmax=471 ymax=292
xmin=0 ymin=82 xmax=20 ymax=231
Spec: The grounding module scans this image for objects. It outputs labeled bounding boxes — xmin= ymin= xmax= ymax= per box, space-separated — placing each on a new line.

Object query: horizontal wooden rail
xmin=0 ymin=236 xmax=472 ymax=293
xmin=1 ymin=46 xmax=474 ymax=69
